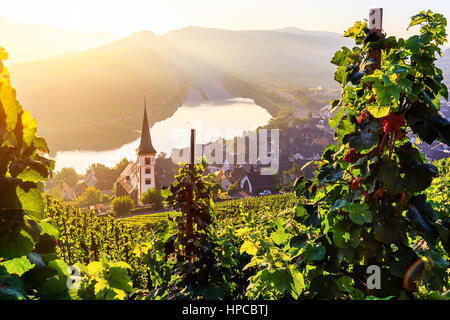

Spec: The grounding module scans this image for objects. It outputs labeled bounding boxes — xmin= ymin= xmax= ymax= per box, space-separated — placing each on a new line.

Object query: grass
xmin=120 ymin=211 xmax=179 ymax=226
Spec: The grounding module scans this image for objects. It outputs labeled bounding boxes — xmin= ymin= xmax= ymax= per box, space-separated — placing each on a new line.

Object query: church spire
xmin=137 ymin=97 xmax=157 ymax=155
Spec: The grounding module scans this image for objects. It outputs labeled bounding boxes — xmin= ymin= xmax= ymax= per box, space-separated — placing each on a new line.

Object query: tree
xmin=274 ymin=173 xmax=283 ymax=190
xmin=294 ymin=11 xmax=449 ymax=299
xmin=86 ymin=163 xmax=108 ymax=175
xmin=86 ymin=163 xmax=119 ymax=191
xmin=140 ymin=188 xmax=164 ymax=209
xmin=114 ymin=158 xmax=130 ymax=174
xmin=267 ymin=118 xmax=289 ymax=130
xmin=111 ymin=196 xmax=134 ymax=217
xmin=49 ymin=185 xmax=64 ymax=201
xmin=266 ymin=107 xmax=297 ymax=129
xmin=54 ymin=167 xmax=79 ymax=188
xmin=282 ymin=162 xmax=303 ymax=186
xmin=276 ymin=107 xmax=296 ymax=122
xmin=227 ymin=182 xmax=239 ymax=194
xmin=77 ymin=186 xmax=102 ymax=207
xmin=102 ymin=194 xmax=111 ymax=204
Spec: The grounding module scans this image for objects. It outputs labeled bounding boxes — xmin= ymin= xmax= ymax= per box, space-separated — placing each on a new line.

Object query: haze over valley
xmin=2 ymin=12 xmax=449 ymax=160
xmin=5 ymin=17 xmax=353 ymax=154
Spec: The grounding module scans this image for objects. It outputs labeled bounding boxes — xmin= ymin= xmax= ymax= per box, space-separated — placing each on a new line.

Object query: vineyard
xmin=0 ymin=10 xmax=449 ymax=301
xmin=120 ymin=211 xmax=178 ymax=227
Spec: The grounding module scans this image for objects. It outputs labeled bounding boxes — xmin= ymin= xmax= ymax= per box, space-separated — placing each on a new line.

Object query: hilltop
xmin=6 ymin=25 xmax=354 ymax=153
xmin=0 ymin=16 xmax=117 ymax=64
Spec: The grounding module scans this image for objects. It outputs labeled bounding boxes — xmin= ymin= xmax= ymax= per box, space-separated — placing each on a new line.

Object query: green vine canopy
xmin=293 ymin=10 xmax=449 ymax=299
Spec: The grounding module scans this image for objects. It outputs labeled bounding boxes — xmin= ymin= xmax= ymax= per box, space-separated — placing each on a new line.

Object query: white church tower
xmin=136 ymin=98 xmax=157 ymax=205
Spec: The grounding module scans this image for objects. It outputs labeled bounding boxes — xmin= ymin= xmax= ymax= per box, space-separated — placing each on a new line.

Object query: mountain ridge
xmin=5 ymin=25 xmax=356 ymax=153
xmin=0 ymin=16 xmax=118 ymax=64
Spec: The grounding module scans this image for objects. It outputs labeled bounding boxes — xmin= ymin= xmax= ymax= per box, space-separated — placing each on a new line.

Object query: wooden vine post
xmin=367 ymin=8 xmax=384 ymax=154
xmin=367 ymin=8 xmax=383 ymax=70
xmin=365 ymin=8 xmax=383 ymax=290
xmin=186 ymin=128 xmax=195 ymax=260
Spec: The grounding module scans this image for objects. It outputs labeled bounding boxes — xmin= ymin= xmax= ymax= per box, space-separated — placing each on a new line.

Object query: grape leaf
xmin=0 ymin=256 xmax=35 ymax=276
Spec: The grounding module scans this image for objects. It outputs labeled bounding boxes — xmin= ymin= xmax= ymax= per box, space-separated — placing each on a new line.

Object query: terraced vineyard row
xmin=120 ymin=211 xmax=178 ymax=227
xmin=215 ymin=193 xmax=297 ymax=218
xmin=117 ymin=194 xmax=298 ymax=228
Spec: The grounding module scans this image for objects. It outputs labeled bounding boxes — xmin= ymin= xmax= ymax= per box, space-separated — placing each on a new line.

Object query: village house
xmin=225 ymin=166 xmax=248 ymax=184
xmin=60 ymin=180 xmax=77 ymax=201
xmin=115 ymin=161 xmax=139 ymax=204
xmin=215 ymin=170 xmax=234 ymax=191
xmin=75 ymin=170 xmax=98 ymax=196
xmin=238 ymin=172 xmax=276 ymax=195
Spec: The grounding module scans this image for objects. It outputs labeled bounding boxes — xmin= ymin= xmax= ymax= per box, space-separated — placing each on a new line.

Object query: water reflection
xmin=53 ymin=98 xmax=271 ymax=173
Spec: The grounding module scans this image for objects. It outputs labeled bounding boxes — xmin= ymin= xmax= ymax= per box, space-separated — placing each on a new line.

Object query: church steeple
xmin=136 ymin=96 xmax=157 ymax=205
xmin=137 ymin=97 xmax=156 ymax=155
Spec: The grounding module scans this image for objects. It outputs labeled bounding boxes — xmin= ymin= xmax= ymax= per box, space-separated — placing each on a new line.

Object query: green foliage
xmin=238 ymin=207 xmax=307 ymax=299
xmin=44 ymin=197 xmax=150 ymax=290
xmin=1 ymin=13 xmax=449 ymax=301
xmin=0 ymin=48 xmax=135 ymax=301
xmin=71 ymin=255 xmax=133 ymax=300
xmin=49 ymin=184 xmax=65 ymax=201
xmin=227 ymin=182 xmax=239 ymax=194
xmin=266 ymin=107 xmax=296 ymax=129
xmin=76 ymin=186 xmax=102 ymax=207
xmin=426 ymin=158 xmax=450 ymax=227
xmin=102 ymin=194 xmax=111 ymax=204
xmin=54 ymin=167 xmax=79 ymax=188
xmin=121 ymin=211 xmax=178 ymax=228
xmin=140 ymin=188 xmax=164 ymax=209
xmin=161 ymin=158 xmax=221 ymax=257
xmin=0 ymin=47 xmax=54 ymax=218
xmin=281 ymin=163 xmax=304 ymax=189
xmin=221 ymin=74 xmax=291 ymax=117
xmin=292 ymin=11 xmax=450 ymax=299
xmin=86 ymin=163 xmax=118 ymax=191
xmin=0 ymin=47 xmax=61 ymax=299
xmin=157 ymin=159 xmax=239 ymax=299
xmin=111 ymin=196 xmax=134 ymax=217
xmin=114 ymin=158 xmax=130 ymax=174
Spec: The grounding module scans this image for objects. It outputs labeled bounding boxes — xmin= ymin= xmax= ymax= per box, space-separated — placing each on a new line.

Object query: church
xmin=115 ymin=102 xmax=157 ymax=205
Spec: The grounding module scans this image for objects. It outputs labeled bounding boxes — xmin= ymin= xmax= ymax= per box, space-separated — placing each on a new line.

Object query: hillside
xmin=0 ymin=16 xmax=117 ymax=64
xmin=9 ymin=34 xmax=189 ymax=153
xmin=161 ymin=26 xmax=353 ymax=86
xmin=7 ymin=26 xmax=353 ymax=153
xmin=277 ymin=26 xmax=346 ymax=38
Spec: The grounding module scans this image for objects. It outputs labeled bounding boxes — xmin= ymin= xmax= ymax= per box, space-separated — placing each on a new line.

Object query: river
xmin=53 ymin=97 xmax=272 ymax=173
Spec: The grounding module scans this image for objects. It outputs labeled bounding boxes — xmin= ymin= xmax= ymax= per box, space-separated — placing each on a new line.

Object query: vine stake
xmin=186 ymin=128 xmax=195 ymax=260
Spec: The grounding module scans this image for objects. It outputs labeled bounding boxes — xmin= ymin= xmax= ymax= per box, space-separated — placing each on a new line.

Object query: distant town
xmin=45 ymin=100 xmax=449 ymax=216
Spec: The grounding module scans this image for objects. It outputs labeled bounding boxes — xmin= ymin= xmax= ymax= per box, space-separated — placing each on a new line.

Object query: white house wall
xmin=137 ymin=154 xmax=156 ymax=205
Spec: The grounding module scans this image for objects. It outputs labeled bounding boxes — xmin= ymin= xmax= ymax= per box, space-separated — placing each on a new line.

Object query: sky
xmin=1 ymin=0 xmax=449 ymax=37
